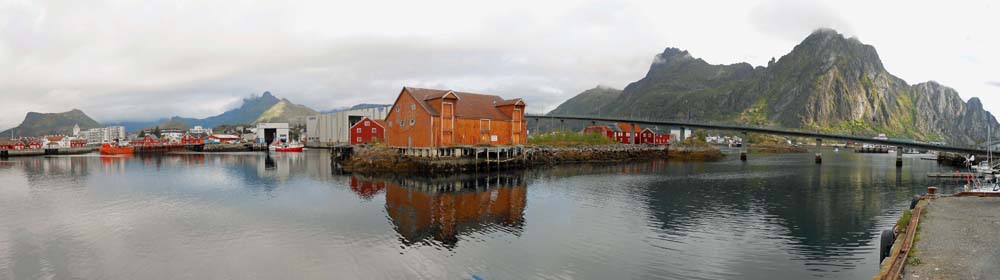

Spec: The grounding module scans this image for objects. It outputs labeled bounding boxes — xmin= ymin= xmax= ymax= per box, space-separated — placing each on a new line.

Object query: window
xmin=356 ymin=137 xmax=362 ymax=142
xmin=389 ymin=122 xmax=392 ymax=127
xmin=410 ymin=104 xmax=416 ymax=110
xmin=399 ymin=120 xmax=404 ymax=127
xmin=396 ymin=107 xmax=400 ymax=112
xmin=356 ymin=128 xmax=361 ymax=133
xmin=371 ymin=128 xmax=377 ymax=133
xmin=364 ymin=121 xmax=370 ymax=126
xmin=410 ymin=119 xmax=415 ymax=126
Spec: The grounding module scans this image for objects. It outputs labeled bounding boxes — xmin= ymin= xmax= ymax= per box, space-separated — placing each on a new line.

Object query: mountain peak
xmin=262 ymin=91 xmax=273 ymax=98
xmin=654 ymin=48 xmax=695 ymax=64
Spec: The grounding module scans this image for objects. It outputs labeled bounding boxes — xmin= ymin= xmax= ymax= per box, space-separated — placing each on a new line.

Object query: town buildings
xmin=207 ymin=134 xmax=241 ymax=144
xmin=349 ymin=117 xmax=385 ymax=145
xmin=82 ymin=126 xmax=126 ymax=144
xmin=383 ymin=87 xmax=526 ymax=148
xmin=583 ymin=123 xmax=670 ymax=145
xmin=305 ymin=106 xmax=390 ymax=147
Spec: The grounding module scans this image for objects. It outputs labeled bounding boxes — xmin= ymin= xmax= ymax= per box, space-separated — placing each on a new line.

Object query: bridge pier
xmin=896 ymin=146 xmax=903 ymax=167
xmin=815 ymin=139 xmax=822 ymax=164
xmin=740 ymin=131 xmax=748 ymax=161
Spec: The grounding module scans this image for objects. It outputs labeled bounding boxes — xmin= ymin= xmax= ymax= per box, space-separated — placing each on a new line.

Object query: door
xmin=442 ymin=103 xmax=454 ymax=146
xmin=407 ymin=136 xmax=412 ymax=148
xmin=480 ymin=119 xmax=490 ymax=144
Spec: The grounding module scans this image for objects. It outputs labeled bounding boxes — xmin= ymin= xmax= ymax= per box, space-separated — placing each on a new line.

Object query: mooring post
xmin=740 ymin=131 xmax=748 ymax=161
xmin=815 ymin=138 xmax=822 ymax=164
xmin=896 ymin=146 xmax=903 ymax=167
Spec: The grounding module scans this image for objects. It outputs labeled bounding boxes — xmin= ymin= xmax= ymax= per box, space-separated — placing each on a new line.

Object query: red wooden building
xmin=384 ymin=87 xmax=526 ymax=148
xmin=583 ymin=124 xmax=670 ymax=145
xmin=350 ymin=117 xmax=386 ymax=145
xmin=639 ymin=128 xmax=670 ymax=145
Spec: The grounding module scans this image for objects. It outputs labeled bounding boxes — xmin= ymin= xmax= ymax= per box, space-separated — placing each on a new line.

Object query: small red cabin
xmin=350 ymin=117 xmax=386 ymax=145
xmin=639 ymin=128 xmax=671 ymax=145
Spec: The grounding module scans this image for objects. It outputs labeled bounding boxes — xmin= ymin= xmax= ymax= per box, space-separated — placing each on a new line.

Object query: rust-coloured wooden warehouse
xmin=384 ymin=87 xmax=527 ymax=148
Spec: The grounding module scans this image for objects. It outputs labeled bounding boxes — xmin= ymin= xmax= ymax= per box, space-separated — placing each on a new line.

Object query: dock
xmin=926 ymin=172 xmax=988 ymax=178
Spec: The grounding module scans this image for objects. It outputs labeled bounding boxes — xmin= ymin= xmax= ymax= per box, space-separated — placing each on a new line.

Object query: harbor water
xmin=0 ymin=149 xmax=966 ymax=279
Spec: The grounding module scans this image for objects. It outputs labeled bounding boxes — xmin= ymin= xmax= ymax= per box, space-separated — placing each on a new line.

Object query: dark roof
xmin=402 ymin=87 xmax=524 ymax=121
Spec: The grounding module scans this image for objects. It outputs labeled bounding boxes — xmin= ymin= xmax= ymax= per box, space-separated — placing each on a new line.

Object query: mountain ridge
xmin=549 ymin=28 xmax=998 ymax=145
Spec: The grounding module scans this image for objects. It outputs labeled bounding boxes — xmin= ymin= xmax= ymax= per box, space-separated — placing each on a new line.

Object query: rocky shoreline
xmin=749 ymin=144 xmax=808 ymax=154
xmin=334 ymin=143 xmax=724 ymax=175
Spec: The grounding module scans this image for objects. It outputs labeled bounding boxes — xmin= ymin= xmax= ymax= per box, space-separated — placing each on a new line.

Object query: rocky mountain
xmin=550 ymin=28 xmax=999 ymax=145
xmin=254 ymin=98 xmax=319 ymax=125
xmin=548 ymin=86 xmax=622 ymax=116
xmin=1 ymin=109 xmax=102 ymax=137
xmin=111 ymin=91 xmax=319 ymax=132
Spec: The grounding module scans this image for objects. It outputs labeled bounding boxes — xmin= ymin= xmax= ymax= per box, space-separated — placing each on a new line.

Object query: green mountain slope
xmin=550 ymin=28 xmax=998 ymax=145
xmin=254 ymin=98 xmax=319 ymax=125
xmin=1 ymin=109 xmax=102 ymax=137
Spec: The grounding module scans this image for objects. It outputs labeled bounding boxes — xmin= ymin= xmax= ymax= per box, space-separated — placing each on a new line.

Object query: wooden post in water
xmin=740 ymin=131 xmax=748 ymax=161
xmin=815 ymin=138 xmax=822 ymax=164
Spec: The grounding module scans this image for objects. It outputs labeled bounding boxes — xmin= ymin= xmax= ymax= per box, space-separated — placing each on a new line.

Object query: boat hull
xmin=270 ymin=146 xmax=304 ymax=152
xmin=99 ymin=144 xmax=134 ymax=155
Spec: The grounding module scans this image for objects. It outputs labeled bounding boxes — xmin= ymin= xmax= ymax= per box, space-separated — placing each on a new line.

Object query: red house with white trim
xmin=639 ymin=128 xmax=671 ymax=145
xmin=350 ymin=117 xmax=386 ymax=145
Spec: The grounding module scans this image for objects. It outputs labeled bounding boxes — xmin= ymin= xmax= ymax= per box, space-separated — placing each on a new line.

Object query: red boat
xmin=269 ymin=139 xmax=304 ymax=152
xmin=100 ymin=143 xmax=134 ymax=155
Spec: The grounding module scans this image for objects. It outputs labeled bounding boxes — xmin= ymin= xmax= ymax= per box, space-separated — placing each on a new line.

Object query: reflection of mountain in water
xmin=535 ymin=158 xmax=945 ymax=271
xmin=365 ymin=173 xmax=527 ymax=248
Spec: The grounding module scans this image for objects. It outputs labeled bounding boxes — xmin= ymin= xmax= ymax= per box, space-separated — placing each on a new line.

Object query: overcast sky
xmin=1 ymin=0 xmax=997 ymax=129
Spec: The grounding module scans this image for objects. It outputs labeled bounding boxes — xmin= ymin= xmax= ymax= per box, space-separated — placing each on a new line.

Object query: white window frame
xmin=365 ymin=121 xmax=370 ymax=126
xmin=356 ymin=137 xmax=362 ymax=142
xmin=371 ymin=128 xmax=377 ymax=133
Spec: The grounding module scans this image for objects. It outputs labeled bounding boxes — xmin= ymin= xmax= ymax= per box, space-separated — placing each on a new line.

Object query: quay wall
xmin=334 ymin=144 xmax=722 ymax=175
xmin=1 ymin=147 xmax=97 ymax=157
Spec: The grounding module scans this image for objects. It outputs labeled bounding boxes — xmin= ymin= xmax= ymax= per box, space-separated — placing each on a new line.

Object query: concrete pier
xmin=740 ymin=131 xmax=748 ymax=161
xmin=896 ymin=146 xmax=903 ymax=167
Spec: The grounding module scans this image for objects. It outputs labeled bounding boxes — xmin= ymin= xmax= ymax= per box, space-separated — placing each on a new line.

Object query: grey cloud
xmin=749 ymin=0 xmax=855 ymax=42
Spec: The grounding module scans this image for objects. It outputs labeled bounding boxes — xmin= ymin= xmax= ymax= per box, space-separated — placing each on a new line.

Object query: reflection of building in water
xmin=377 ymin=173 xmax=527 ymax=247
xmin=256 ymin=152 xmax=307 ymax=180
xmin=350 ymin=177 xmax=386 ymax=199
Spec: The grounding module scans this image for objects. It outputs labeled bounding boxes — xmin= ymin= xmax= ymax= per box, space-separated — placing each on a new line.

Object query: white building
xmin=256 ymin=123 xmax=289 ymax=144
xmin=42 ymin=135 xmax=71 ymax=148
xmin=82 ymin=126 xmax=126 ymax=144
xmin=305 ymin=106 xmax=390 ymax=147
xmin=189 ymin=126 xmax=213 ymax=135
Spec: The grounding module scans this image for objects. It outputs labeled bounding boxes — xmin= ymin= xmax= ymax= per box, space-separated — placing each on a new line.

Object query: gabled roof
xmin=616 ymin=123 xmax=641 ymax=133
xmin=350 ymin=117 xmax=385 ymax=129
xmin=400 ymin=87 xmax=524 ymax=121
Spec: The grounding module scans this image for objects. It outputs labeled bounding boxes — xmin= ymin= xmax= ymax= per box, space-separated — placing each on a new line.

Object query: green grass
xmin=528 ymin=130 xmax=617 ymax=147
xmin=896 ymin=209 xmax=912 ymax=232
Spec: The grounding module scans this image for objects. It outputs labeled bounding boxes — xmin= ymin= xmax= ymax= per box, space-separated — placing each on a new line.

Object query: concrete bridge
xmin=528 ymin=114 xmax=990 ymax=167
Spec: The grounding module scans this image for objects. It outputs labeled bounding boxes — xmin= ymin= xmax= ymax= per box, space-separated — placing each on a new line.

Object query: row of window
xmin=356 ymin=127 xmax=378 ymax=133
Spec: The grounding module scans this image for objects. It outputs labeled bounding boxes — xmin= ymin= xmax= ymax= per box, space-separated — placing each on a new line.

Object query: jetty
xmin=331 ymin=144 xmax=686 ymax=175
xmin=0 ymin=147 xmax=96 ymax=157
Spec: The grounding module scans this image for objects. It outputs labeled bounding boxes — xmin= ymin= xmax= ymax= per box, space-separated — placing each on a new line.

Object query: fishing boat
xmin=99 ymin=143 xmax=134 ymax=155
xmin=269 ymin=139 xmax=304 ymax=152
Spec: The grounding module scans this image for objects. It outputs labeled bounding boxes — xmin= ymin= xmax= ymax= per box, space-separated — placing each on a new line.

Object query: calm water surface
xmin=0 ymin=149 xmax=965 ymax=279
